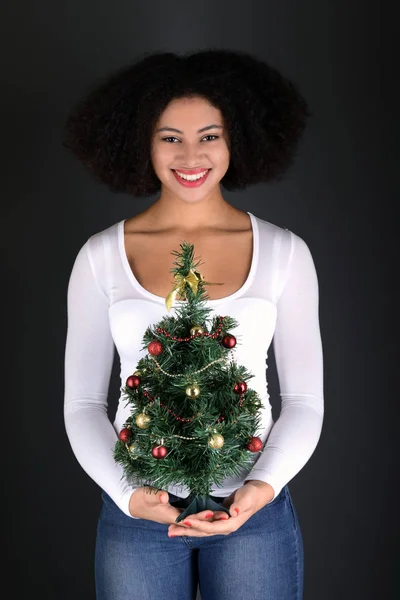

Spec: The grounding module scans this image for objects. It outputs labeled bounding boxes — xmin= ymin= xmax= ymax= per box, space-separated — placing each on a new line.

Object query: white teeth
xmin=175 ymin=170 xmax=209 ymax=181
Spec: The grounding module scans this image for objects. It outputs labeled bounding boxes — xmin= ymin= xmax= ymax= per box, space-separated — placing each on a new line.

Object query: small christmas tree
xmin=114 ymin=241 xmax=265 ymax=522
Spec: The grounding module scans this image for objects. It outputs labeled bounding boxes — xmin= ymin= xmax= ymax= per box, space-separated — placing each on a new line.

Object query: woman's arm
xmin=63 ymin=239 xmax=138 ymax=516
xmin=244 ymin=232 xmax=324 ymax=500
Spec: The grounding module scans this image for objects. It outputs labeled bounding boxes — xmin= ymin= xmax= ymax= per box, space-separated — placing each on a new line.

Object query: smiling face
xmin=150 ymin=96 xmax=230 ymax=203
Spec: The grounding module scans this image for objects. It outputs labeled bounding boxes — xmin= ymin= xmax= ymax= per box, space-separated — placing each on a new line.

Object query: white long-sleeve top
xmin=64 ymin=211 xmax=324 ymax=517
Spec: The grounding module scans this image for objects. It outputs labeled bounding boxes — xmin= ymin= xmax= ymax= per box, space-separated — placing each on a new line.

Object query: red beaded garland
xmin=143 ymin=390 xmax=194 ymax=423
xmin=234 ymin=381 xmax=247 ymax=394
xmin=152 ymin=445 xmax=168 ymax=459
xmin=155 ymin=316 xmax=226 ymax=342
xmin=119 ymin=427 xmax=131 ymax=443
xmin=148 ymin=340 xmax=163 ymax=356
xmin=247 ymin=436 xmax=263 ymax=452
xmin=143 ymin=389 xmax=248 ymax=424
xmin=126 ymin=375 xmax=141 ymax=389
xmin=222 ymin=334 xmax=237 ymax=349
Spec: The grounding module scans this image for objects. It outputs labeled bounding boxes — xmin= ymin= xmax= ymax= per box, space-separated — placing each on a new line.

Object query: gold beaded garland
xmin=190 ymin=325 xmax=204 ymax=336
xmin=136 ymin=413 xmax=151 ymax=429
xmin=151 ymin=355 xmax=228 ymax=378
xmin=185 ymin=384 xmax=200 ymax=398
xmin=208 ymin=433 xmax=224 ymax=449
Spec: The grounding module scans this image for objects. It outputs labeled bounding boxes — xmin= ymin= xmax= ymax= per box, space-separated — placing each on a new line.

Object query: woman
xmin=63 ymin=49 xmax=324 ymax=600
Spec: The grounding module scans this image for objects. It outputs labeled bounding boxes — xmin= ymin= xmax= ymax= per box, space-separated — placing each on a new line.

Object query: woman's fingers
xmin=211 ymin=509 xmax=231 ymax=521
xmin=193 ymin=509 xmax=216 ymax=520
xmin=158 ymin=490 xmax=170 ymax=503
xmin=168 ymin=515 xmax=237 ymax=537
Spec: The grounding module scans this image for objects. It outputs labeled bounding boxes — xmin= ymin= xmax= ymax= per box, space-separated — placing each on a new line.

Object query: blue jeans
xmin=95 ymin=484 xmax=304 ymax=599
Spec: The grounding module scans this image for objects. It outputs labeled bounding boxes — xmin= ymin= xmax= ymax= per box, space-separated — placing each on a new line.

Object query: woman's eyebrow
xmin=155 ymin=124 xmax=224 ymax=134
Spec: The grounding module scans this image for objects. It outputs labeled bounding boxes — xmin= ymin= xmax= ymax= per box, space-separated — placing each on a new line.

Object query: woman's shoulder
xmin=252 ymin=213 xmax=317 ymax=281
xmin=251 ymin=212 xmax=295 ymax=252
xmin=89 ymin=218 xmax=122 ymax=240
xmin=72 ymin=219 xmax=121 ymax=269
xmin=252 ymin=212 xmax=310 ymax=248
xmin=81 ymin=218 xmax=121 ymax=251
xmin=252 ymin=211 xmax=291 ymax=235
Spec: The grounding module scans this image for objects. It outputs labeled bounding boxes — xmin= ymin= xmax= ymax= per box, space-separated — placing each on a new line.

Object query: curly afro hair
xmin=62 ymin=48 xmax=312 ymax=196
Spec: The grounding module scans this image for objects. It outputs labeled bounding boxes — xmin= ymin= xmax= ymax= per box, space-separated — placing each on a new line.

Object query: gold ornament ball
xmin=128 ymin=443 xmax=136 ymax=453
xmin=186 ymin=384 xmax=200 ymax=398
xmin=208 ymin=433 xmax=224 ymax=449
xmin=190 ymin=325 xmax=204 ymax=336
xmin=135 ymin=367 xmax=147 ymax=375
xmin=136 ymin=413 xmax=151 ymax=429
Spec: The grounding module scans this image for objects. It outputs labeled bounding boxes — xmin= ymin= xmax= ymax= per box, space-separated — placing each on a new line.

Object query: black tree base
xmin=171 ymin=494 xmax=231 ymax=523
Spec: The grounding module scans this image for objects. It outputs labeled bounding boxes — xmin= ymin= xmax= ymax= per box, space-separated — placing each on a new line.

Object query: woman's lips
xmin=172 ymin=169 xmax=211 ymax=187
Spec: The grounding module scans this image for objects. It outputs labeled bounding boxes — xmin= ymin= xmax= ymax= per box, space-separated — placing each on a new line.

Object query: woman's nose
xmin=178 ymin=145 xmax=204 ymax=164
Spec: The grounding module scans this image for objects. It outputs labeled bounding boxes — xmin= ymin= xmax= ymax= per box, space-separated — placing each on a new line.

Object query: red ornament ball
xmin=151 ymin=445 xmax=168 ymax=459
xmin=221 ymin=334 xmax=237 ymax=349
xmin=126 ymin=375 xmax=141 ymax=389
xmin=148 ymin=340 xmax=163 ymax=356
xmin=119 ymin=427 xmax=131 ymax=443
xmin=234 ymin=381 xmax=247 ymax=394
xmin=247 ymin=436 xmax=263 ymax=452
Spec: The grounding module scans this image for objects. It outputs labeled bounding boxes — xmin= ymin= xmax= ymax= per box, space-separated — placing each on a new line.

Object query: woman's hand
xmin=128 ymin=486 xmax=222 ymax=525
xmin=129 ymin=486 xmax=182 ymax=524
xmin=167 ymin=480 xmax=275 ymax=538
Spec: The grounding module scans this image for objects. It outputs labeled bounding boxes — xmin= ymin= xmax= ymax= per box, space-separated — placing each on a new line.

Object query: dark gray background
xmin=1 ymin=1 xmax=397 ymax=598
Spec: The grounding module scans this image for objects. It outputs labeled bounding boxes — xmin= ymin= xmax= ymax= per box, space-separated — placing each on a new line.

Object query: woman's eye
xmin=161 ymin=135 xmax=219 ymax=143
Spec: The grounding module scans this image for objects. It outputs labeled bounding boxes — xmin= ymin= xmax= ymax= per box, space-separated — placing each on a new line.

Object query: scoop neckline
xmin=118 ymin=211 xmax=259 ymax=306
